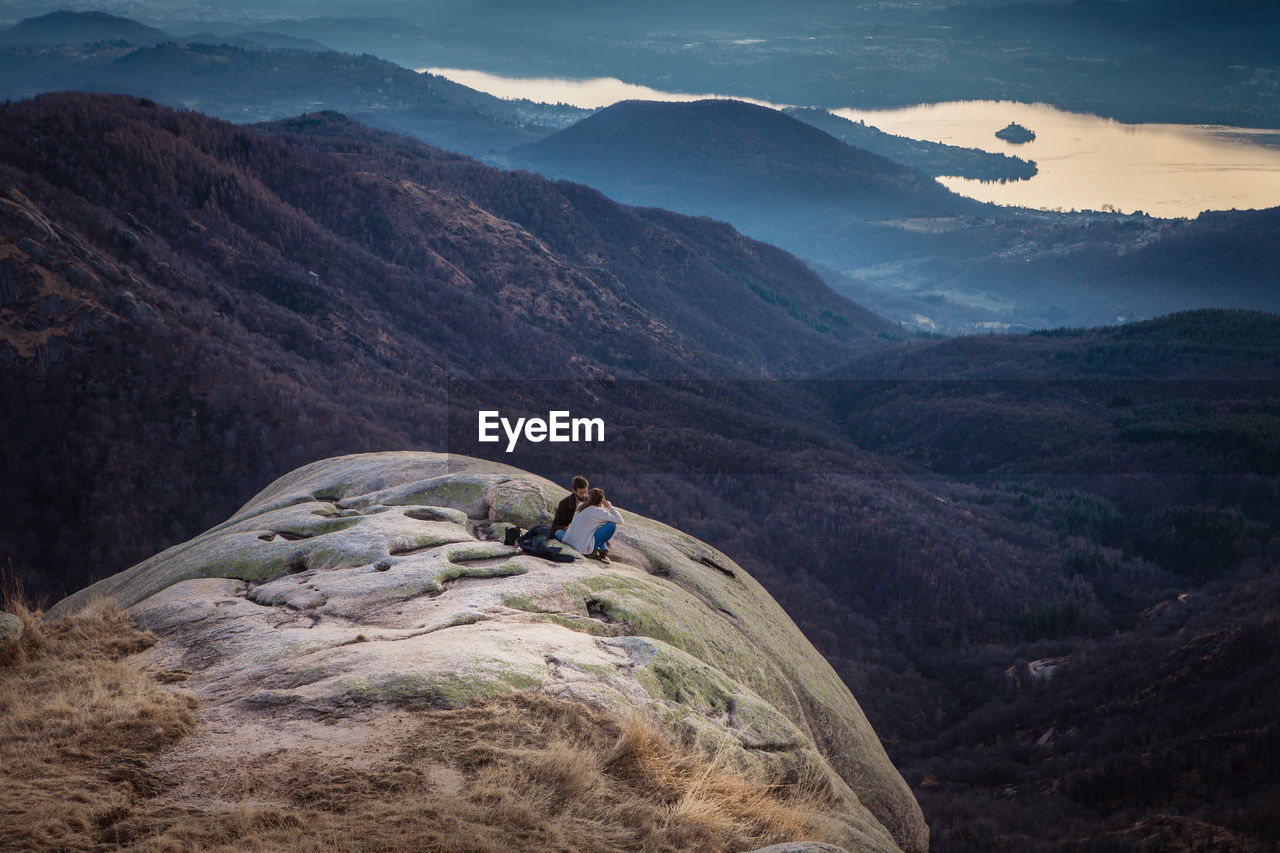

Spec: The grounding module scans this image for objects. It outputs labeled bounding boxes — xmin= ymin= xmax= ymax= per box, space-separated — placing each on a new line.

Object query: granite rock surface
xmin=53 ymin=452 xmax=926 ymax=853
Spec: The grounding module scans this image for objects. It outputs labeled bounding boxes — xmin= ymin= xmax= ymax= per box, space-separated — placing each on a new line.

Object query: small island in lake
xmin=995 ymin=121 xmax=1036 ymax=144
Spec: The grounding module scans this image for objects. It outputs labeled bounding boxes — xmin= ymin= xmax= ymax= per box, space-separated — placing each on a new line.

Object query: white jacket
xmin=563 ymin=504 xmax=623 ymax=555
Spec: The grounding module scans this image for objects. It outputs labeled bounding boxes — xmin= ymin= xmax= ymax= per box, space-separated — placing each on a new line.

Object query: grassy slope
xmin=0 ymin=595 xmax=848 ymax=852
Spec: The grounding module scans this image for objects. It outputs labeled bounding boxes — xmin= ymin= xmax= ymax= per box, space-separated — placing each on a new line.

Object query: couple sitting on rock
xmin=550 ymin=475 xmax=622 ymax=563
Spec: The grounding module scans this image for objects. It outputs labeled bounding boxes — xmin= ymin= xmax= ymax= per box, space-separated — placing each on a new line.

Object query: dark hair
xmin=571 ymin=475 xmax=589 ymax=490
xmin=576 ymin=488 xmax=605 ymax=512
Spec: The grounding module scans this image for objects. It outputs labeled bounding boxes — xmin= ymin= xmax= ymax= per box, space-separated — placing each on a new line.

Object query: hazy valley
xmin=4 ymin=11 xmax=1278 ymax=335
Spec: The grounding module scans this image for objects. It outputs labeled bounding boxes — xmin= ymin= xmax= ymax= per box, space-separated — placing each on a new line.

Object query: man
xmin=551 ymin=475 xmax=589 ymax=541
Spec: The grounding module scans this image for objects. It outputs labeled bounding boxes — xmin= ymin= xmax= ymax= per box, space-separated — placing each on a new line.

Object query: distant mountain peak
xmin=540 ymin=97 xmax=866 ymax=157
xmin=515 ymin=96 xmax=972 ymax=226
xmin=3 ymin=9 xmax=171 ymax=46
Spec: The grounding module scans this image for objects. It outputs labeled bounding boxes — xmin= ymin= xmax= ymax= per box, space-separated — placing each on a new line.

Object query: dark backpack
xmin=514 ymin=524 xmax=577 ymax=563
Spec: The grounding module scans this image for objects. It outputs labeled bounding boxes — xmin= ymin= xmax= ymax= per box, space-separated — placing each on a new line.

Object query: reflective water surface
xmin=425 ymin=68 xmax=1280 ymax=219
xmin=835 ymin=100 xmax=1280 ymax=218
xmin=423 ymin=67 xmax=780 ymax=110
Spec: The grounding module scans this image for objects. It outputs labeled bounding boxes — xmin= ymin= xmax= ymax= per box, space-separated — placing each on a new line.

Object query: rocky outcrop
xmin=0 ymin=611 xmax=23 ymax=650
xmin=53 ymin=452 xmax=928 ymax=853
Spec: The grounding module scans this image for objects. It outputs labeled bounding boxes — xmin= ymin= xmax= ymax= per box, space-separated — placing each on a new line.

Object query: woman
xmin=562 ymin=487 xmax=622 ymax=563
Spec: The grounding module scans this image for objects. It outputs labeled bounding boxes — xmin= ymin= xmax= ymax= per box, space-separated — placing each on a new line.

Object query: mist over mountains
xmin=513 ymin=99 xmax=974 ymax=226
xmin=512 ymin=99 xmax=1280 ymax=334
xmin=3 ymin=9 xmax=1278 ymax=334
xmin=0 ymin=15 xmax=588 ymax=155
xmin=10 ymin=0 xmax=1265 ymax=127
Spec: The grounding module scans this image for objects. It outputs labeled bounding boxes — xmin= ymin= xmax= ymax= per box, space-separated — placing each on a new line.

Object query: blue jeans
xmin=593 ymin=522 xmax=616 ymax=552
xmin=554 ymin=529 xmax=565 ymax=541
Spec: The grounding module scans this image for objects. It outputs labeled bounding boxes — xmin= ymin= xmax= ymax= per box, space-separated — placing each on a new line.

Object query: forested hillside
xmin=514 ymin=98 xmax=973 ymax=231
xmin=0 ymin=92 xmax=896 ymax=598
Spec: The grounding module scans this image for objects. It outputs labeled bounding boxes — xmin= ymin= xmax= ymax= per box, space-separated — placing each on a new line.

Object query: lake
xmin=424 ymin=67 xmax=1280 ymax=219
xmin=835 ymin=101 xmax=1280 ymax=219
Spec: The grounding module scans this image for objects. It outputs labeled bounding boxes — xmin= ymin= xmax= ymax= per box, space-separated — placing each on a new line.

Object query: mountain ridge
xmin=514 ymin=98 xmax=973 ymax=224
xmin=0 ymin=91 xmax=899 ymax=600
xmin=0 ymin=18 xmax=590 ymax=156
xmin=0 ymin=10 xmax=170 ymax=45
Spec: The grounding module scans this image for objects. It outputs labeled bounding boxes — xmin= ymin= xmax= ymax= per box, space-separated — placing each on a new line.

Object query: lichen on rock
xmin=0 ymin=611 xmax=24 ymax=650
xmin=50 ymin=451 xmax=927 ymax=853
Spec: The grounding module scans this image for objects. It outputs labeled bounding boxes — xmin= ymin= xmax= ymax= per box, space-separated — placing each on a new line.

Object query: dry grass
xmin=0 ymin=597 xmax=196 ymax=851
xmin=134 ymin=695 xmax=845 ymax=852
xmin=1 ymin=584 xmax=844 ymax=852
xmin=389 ymin=694 xmax=845 ymax=853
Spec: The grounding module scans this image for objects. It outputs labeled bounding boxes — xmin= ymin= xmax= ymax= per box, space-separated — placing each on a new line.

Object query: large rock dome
xmin=53 ymin=452 xmax=927 ymax=852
